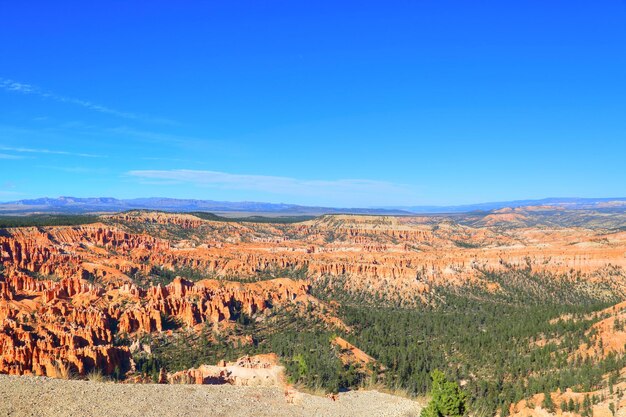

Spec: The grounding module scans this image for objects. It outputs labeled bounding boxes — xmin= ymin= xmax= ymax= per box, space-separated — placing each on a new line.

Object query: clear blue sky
xmin=1 ymin=1 xmax=625 ymax=207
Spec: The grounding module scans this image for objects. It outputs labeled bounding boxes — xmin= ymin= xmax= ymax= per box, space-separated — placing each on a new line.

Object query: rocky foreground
xmin=0 ymin=374 xmax=422 ymax=417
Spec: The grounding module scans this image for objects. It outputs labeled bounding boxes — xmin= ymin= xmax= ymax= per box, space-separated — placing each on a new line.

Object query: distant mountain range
xmin=1 ymin=196 xmax=625 ymax=215
xmin=0 ymin=196 xmax=411 ymax=215
xmin=386 ymin=197 xmax=626 ymax=213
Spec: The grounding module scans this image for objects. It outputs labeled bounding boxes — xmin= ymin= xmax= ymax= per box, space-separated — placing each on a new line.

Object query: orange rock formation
xmin=1 ymin=211 xmax=626 ymax=380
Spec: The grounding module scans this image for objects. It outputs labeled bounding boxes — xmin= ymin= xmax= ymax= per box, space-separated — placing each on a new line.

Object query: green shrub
xmin=421 ymin=370 xmax=468 ymax=417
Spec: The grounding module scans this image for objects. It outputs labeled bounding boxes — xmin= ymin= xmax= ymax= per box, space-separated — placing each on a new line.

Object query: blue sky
xmin=1 ymin=1 xmax=625 ymax=207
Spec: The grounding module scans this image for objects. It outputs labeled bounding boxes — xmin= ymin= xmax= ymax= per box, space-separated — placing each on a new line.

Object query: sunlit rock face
xmin=1 ymin=210 xmax=626 ymax=378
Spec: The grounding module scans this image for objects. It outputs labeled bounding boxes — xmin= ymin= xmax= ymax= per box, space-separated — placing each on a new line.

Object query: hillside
xmin=1 ymin=208 xmax=626 ymax=415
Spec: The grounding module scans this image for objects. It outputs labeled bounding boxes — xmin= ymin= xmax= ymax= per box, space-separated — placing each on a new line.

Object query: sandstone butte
xmin=1 ymin=210 xmax=626 ymax=389
xmin=0 ymin=254 xmax=312 ymax=378
xmin=166 ymin=353 xmax=284 ymax=386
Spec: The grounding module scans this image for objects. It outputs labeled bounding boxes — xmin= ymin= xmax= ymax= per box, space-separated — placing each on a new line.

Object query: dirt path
xmin=0 ymin=375 xmax=422 ymax=417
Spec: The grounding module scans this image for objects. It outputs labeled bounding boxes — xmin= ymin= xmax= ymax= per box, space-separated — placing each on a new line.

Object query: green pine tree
xmin=421 ymin=370 xmax=468 ymax=417
xmin=542 ymin=392 xmax=555 ymax=412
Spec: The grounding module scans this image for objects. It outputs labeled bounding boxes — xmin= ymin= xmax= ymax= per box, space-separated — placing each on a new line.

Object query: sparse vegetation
xmin=133 ymin=307 xmax=366 ymax=394
xmin=125 ymin=265 xmax=624 ymax=415
xmin=149 ymin=265 xmax=206 ymax=285
xmin=190 ymin=212 xmax=315 ymax=224
xmin=452 ymin=240 xmax=482 ymax=249
xmin=86 ymin=369 xmax=109 ymax=383
xmin=53 ymin=361 xmax=75 ymax=380
xmin=254 ymin=265 xmax=309 ymax=281
xmin=0 ymin=214 xmax=99 ymax=228
xmin=310 ymin=268 xmax=624 ymax=415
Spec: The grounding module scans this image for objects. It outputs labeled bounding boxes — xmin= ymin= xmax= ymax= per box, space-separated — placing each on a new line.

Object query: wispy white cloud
xmin=127 ymin=169 xmax=414 ymax=205
xmin=36 ymin=165 xmax=109 ymax=174
xmin=0 ymin=123 xmax=219 ymax=155
xmin=1 ymin=80 xmax=35 ymax=93
xmin=0 ymin=146 xmax=104 ymax=158
xmin=0 ymin=153 xmax=23 ymax=159
xmin=0 ymin=78 xmax=175 ymax=124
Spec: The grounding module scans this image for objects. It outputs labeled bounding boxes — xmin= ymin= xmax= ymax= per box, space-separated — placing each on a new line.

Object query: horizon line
xmin=2 ymin=195 xmax=626 ymax=210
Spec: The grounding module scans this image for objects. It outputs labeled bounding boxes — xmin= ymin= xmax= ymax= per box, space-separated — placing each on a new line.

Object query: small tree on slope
xmin=421 ymin=370 xmax=469 ymax=417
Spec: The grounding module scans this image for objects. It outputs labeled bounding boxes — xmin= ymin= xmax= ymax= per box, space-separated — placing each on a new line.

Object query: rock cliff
xmin=2 ymin=211 xmax=626 ymax=381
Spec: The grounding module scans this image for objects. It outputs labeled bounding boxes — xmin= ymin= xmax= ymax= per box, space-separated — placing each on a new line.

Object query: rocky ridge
xmin=2 ymin=210 xmax=626 ymax=397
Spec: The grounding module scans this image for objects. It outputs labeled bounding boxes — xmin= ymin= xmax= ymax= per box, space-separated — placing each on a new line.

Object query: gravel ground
xmin=0 ymin=375 xmax=422 ymax=417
